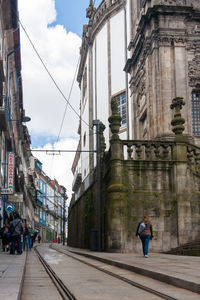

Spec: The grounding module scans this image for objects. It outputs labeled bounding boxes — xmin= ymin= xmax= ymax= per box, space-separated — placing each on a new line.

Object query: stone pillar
xmin=170 ymin=97 xmax=192 ymax=245
xmin=106 ymin=99 xmax=126 ymax=252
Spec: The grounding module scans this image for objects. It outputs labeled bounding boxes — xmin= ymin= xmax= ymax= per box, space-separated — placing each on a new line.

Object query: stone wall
xmin=68 ymin=98 xmax=200 ymax=253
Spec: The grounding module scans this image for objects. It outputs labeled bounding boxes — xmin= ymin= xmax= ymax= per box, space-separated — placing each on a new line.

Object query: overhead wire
xmin=14 ymin=11 xmax=91 ymax=129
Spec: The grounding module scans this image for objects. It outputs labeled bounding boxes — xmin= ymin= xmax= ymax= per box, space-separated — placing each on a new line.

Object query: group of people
xmin=0 ymin=212 xmax=41 ymax=254
xmin=1 ymin=213 xmax=153 ymax=257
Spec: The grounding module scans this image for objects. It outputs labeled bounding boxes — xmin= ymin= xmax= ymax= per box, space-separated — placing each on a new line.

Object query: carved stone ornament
xmin=170 ymin=97 xmax=185 ymax=135
xmin=108 ymin=98 xmax=122 ymax=140
xmin=188 ymin=54 xmax=200 ymax=88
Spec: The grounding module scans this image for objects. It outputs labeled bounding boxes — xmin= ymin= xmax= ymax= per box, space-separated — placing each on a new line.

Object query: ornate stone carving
xmin=170 ymin=97 xmax=185 ymax=135
xmin=188 ymin=54 xmax=200 ymax=87
xmin=108 ymin=98 xmax=122 ymax=140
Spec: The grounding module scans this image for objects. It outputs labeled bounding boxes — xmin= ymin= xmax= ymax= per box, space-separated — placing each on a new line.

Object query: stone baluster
xmin=162 ymin=144 xmax=170 ymax=160
xmin=187 ymin=147 xmax=194 ymax=164
xmin=154 ymin=144 xmax=160 ymax=159
xmin=145 ymin=143 xmax=151 ymax=160
xmin=127 ymin=143 xmax=133 ymax=159
xmin=135 ymin=143 xmax=142 ymax=160
xmin=194 ymin=150 xmax=200 ymax=167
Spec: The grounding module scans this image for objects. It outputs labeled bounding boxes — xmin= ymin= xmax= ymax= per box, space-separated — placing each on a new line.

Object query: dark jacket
xmin=10 ymin=218 xmax=24 ymax=236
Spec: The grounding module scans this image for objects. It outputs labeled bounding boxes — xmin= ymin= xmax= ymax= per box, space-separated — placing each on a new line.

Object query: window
xmin=83 ymin=132 xmax=86 ymax=147
xmin=114 ymin=92 xmax=127 ymax=128
xmin=191 ymin=91 xmax=200 ymax=136
xmin=82 ymin=67 xmax=87 ymax=101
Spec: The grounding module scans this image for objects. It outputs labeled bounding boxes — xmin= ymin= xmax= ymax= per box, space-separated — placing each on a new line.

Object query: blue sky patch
xmin=51 ymin=0 xmax=102 ymax=36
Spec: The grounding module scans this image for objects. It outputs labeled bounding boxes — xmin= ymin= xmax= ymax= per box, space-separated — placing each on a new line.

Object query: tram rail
xmin=34 ymin=246 xmax=77 ymax=300
xmin=50 ymin=245 xmax=179 ymax=300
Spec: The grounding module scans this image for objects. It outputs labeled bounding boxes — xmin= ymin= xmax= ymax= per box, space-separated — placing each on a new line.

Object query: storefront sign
xmin=7 ymin=152 xmax=14 ymax=194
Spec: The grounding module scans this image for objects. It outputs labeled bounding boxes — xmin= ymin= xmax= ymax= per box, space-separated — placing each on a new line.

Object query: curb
xmin=67 ymin=249 xmax=200 ymax=294
xmin=17 ymin=251 xmax=27 ymax=300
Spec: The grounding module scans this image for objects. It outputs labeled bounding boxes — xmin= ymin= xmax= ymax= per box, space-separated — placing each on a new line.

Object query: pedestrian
xmin=0 ymin=224 xmax=6 ymax=251
xmin=136 ymin=215 xmax=153 ymax=258
xmin=29 ymin=227 xmax=34 ymax=248
xmin=10 ymin=213 xmax=24 ymax=255
xmin=1 ymin=225 xmax=10 ymax=252
xmin=23 ymin=224 xmax=31 ymax=251
xmin=33 ymin=231 xmax=38 ymax=244
xmin=38 ymin=234 xmax=41 ymax=243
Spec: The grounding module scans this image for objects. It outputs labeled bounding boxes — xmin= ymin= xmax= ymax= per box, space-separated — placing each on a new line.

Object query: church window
xmin=113 ymin=92 xmax=127 ymax=129
xmin=191 ymin=90 xmax=200 ymax=136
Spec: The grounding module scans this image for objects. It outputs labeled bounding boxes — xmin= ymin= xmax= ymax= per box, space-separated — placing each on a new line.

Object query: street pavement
xmin=55 ymin=244 xmax=200 ymax=294
xmin=0 ymin=249 xmax=26 ymax=300
xmin=0 ymin=243 xmax=200 ymax=299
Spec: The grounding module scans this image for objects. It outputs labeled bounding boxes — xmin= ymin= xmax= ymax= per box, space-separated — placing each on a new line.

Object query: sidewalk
xmin=0 ymin=249 xmax=26 ymax=300
xmin=53 ymin=244 xmax=200 ymax=294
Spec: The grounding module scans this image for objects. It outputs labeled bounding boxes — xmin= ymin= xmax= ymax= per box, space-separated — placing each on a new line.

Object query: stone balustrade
xmin=187 ymin=144 xmax=200 ymax=167
xmin=122 ymin=140 xmax=174 ymax=161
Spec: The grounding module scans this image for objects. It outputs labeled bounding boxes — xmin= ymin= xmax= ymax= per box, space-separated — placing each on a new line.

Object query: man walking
xmin=10 ymin=213 xmax=24 ymax=255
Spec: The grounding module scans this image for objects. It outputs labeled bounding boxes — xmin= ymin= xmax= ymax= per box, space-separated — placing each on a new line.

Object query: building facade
xmin=0 ymin=0 xmax=35 ymax=226
xmin=0 ymin=1 xmax=67 ymax=243
xmin=72 ymin=0 xmax=200 ymax=200
xmin=30 ymin=157 xmax=66 ymax=243
xmin=69 ymin=0 xmax=200 ymax=252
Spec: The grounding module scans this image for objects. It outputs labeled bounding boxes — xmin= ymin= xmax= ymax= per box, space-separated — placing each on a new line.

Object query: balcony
xmin=72 ymin=171 xmax=82 ymax=192
xmin=35 ymin=198 xmax=43 ymax=207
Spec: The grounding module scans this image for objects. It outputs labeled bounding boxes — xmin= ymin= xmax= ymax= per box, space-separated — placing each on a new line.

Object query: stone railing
xmin=122 ymin=140 xmax=174 ymax=161
xmin=187 ymin=144 xmax=200 ymax=167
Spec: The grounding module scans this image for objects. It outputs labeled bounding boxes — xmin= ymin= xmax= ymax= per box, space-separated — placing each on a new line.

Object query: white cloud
xmin=18 ymin=0 xmax=81 ymax=137
xmin=33 ymin=138 xmax=78 ymax=205
xmin=18 ymin=0 xmax=82 ymax=191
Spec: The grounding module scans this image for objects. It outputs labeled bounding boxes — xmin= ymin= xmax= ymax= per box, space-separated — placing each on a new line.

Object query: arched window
xmin=191 ymin=90 xmax=200 ymax=136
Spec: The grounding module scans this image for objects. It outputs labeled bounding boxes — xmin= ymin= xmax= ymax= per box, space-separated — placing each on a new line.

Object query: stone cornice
xmin=77 ymin=0 xmax=123 ymax=84
xmin=125 ymin=5 xmax=197 ymax=73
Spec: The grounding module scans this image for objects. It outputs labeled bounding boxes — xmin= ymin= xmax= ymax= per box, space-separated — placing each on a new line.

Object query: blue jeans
xmin=140 ymin=235 xmax=151 ymax=256
xmin=23 ymin=237 xmax=31 ymax=250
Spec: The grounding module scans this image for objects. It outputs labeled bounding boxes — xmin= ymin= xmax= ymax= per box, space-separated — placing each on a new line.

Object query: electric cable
xmin=56 ymin=56 xmax=81 ymax=144
xmin=13 ymin=10 xmax=91 ymax=129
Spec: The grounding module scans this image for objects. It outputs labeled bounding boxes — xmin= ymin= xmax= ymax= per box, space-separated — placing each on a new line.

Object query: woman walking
xmin=136 ymin=215 xmax=153 ymax=258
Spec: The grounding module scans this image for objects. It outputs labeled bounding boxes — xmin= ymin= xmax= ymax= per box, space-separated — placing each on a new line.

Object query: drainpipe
xmin=3 ymin=139 xmax=7 ymax=224
xmin=123 ymin=0 xmax=130 ymax=139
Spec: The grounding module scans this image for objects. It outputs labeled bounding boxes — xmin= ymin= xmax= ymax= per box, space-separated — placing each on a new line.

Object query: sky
xmin=18 ymin=0 xmax=102 ymax=201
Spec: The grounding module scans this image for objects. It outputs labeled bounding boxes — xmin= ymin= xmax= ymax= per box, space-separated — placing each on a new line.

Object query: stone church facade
xmin=68 ymin=0 xmax=200 ymax=252
xmin=126 ymin=0 xmax=200 ymax=142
